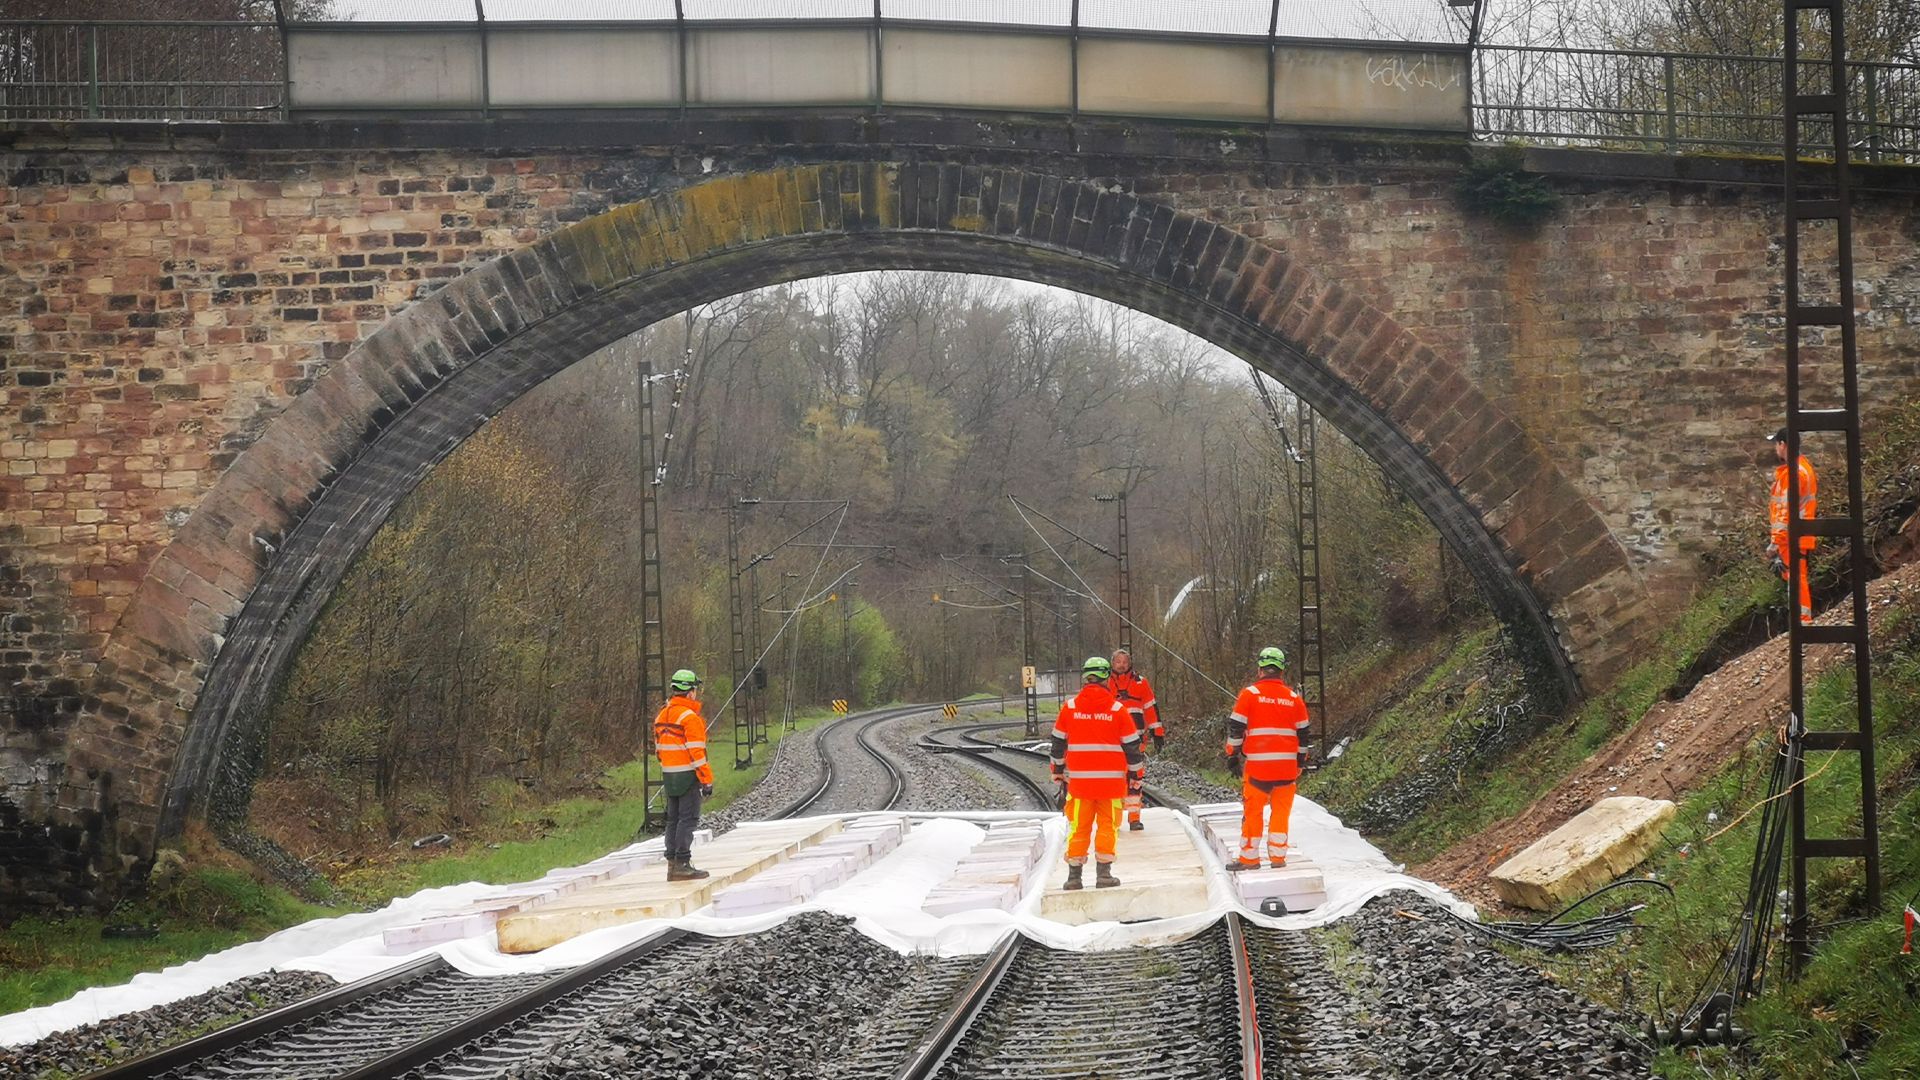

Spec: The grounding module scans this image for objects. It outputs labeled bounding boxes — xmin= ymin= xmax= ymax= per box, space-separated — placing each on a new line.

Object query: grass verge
xmin=0 ymin=705 xmax=847 ymax=1018
xmin=1305 ymin=565 xmax=1781 ymax=866
xmin=1540 ymin=600 xmax=1920 ymax=1078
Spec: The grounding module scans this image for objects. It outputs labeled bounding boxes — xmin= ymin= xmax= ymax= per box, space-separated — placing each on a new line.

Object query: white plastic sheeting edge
xmin=0 ymin=794 xmax=1470 ymax=1046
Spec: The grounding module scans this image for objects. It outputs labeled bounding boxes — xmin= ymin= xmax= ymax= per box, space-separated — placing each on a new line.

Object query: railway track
xmin=953 ymin=720 xmax=1190 ymax=813
xmin=776 ymin=703 xmax=931 ymax=817
xmin=84 ymin=931 xmax=722 ymax=1080
xmin=893 ymin=915 xmax=1266 ymax=1080
xmin=915 ymin=723 xmax=1057 ymax=810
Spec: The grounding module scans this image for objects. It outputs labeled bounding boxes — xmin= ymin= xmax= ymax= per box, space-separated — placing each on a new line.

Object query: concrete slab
xmin=495 ymin=818 xmax=842 ymax=952
xmin=1037 ymin=808 xmax=1211 ymax=926
xmin=1491 ymin=796 xmax=1676 ymax=911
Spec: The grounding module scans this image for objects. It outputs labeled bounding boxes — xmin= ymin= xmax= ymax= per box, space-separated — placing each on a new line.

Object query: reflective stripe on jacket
xmin=1225 ymin=676 xmax=1308 ymax=783
xmin=1049 ymin=684 xmax=1144 ymax=799
xmin=1111 ymin=669 xmax=1165 ymax=737
xmin=1771 ymin=456 xmax=1818 ymax=553
xmin=654 ymin=695 xmax=714 ymax=786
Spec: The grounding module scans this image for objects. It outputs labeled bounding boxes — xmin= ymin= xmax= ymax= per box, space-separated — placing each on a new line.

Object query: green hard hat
xmin=1257 ymin=646 xmax=1287 ymax=671
xmin=670 ymin=668 xmax=702 ymax=692
xmin=1083 ymin=655 xmax=1112 ymax=680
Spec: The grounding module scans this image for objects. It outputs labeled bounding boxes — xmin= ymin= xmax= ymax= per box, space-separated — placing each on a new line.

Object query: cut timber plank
xmin=1038 ymin=808 xmax=1210 ymax=925
xmin=1490 ymin=796 xmax=1676 ymax=911
xmin=495 ymin=818 xmax=841 ymax=953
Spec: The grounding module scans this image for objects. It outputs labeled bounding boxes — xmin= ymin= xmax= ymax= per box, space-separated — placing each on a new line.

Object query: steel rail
xmin=960 ymin=719 xmax=1192 ymax=814
xmin=888 ymin=917 xmax=1260 ymax=1079
xmin=333 ymin=929 xmax=694 ymax=1080
xmin=1225 ymin=913 xmax=1264 ymax=1080
xmin=82 ymin=956 xmax=447 ymax=1080
xmin=775 ymin=703 xmax=930 ymax=819
xmin=887 ymin=931 xmax=1024 ymax=1080
xmin=916 ymin=724 xmax=1057 ymax=810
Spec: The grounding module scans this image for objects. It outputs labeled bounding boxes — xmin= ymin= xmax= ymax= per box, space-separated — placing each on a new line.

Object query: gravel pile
xmin=1289 ymin=893 xmax=1653 ymax=1079
xmin=502 ymin=914 xmax=969 ymax=1080
xmin=0 ymin=969 xmax=338 ymax=1079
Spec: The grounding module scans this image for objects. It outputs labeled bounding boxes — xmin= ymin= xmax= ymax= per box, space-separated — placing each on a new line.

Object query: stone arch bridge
xmin=2 ymin=114 xmax=1918 ymax=904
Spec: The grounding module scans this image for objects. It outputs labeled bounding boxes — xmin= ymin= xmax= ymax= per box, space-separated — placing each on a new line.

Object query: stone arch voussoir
xmin=64 ymin=162 xmax=1654 ymax=865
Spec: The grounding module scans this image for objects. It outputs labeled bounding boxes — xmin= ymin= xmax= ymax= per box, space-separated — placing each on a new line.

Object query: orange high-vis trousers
xmin=1239 ymin=779 xmax=1296 ymax=866
xmin=1778 ymin=547 xmax=1813 ymax=625
xmin=1066 ymin=796 xmax=1120 ymax=866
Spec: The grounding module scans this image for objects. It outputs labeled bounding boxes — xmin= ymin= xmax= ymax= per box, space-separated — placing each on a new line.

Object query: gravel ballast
xmin=502 ymin=913 xmax=971 ymax=1080
xmin=0 ymin=969 xmax=338 ymax=1079
xmin=1277 ymin=892 xmax=1654 ymax=1079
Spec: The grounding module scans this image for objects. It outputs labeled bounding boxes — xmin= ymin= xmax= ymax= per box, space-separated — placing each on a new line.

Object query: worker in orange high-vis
xmin=1223 ymin=647 xmax=1310 ymax=870
xmin=1050 ymin=655 xmax=1145 ymax=890
xmin=1767 ymin=428 xmax=1818 ymax=625
xmin=654 ymin=668 xmax=715 ymax=881
xmin=1110 ymin=648 xmax=1163 ymax=832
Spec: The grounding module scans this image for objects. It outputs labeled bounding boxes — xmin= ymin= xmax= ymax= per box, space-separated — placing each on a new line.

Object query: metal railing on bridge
xmin=1 ymin=7 xmax=1914 ymax=163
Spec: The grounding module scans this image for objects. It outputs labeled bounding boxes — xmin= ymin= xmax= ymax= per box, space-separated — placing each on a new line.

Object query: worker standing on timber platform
xmin=1224 ymin=647 xmax=1310 ymax=870
xmin=654 ymin=669 xmax=715 ymax=881
xmin=1768 ymin=427 xmax=1818 ymax=625
xmin=1051 ymin=656 xmax=1145 ymax=890
xmin=1109 ymin=648 xmax=1162 ymax=832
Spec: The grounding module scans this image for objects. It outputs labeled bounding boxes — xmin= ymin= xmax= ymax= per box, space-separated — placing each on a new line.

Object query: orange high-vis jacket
xmin=1771 ymin=456 xmax=1818 ymax=553
xmin=1225 ymin=676 xmax=1309 ymax=784
xmin=654 ymin=695 xmax=714 ymax=786
xmin=1111 ymin=669 xmax=1165 ymax=738
xmin=1048 ymin=683 xmax=1144 ymax=799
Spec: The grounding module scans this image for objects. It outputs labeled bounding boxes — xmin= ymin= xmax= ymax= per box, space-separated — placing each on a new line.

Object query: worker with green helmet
xmin=1223 ymin=647 xmax=1310 ymax=869
xmin=1048 ymin=654 xmax=1145 ymax=890
xmin=654 ymin=668 xmax=714 ymax=881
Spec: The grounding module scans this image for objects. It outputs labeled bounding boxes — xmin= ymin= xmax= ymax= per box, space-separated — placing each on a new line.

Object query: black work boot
xmin=1095 ymin=863 xmax=1121 ymax=888
xmin=1128 ymin=819 xmax=1145 ymax=832
xmin=668 ymin=859 xmax=710 ymax=882
xmin=1063 ymin=864 xmax=1084 ymax=891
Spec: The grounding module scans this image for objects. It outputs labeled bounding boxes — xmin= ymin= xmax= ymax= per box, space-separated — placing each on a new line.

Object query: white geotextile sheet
xmin=0 ymin=795 xmax=1470 ymax=1046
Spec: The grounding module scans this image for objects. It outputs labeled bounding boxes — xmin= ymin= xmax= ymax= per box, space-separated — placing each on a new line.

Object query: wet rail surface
xmin=777 ymin=704 xmax=930 ymax=818
xmin=896 ymin=916 xmax=1268 ymax=1080
xmin=915 ymin=723 xmax=1057 ymax=811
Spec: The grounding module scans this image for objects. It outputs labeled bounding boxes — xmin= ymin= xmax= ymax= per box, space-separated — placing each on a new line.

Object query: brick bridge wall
xmin=2 ymin=115 xmax=1917 ymax=906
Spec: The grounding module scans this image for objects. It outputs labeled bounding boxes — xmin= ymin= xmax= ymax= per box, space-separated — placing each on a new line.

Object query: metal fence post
xmin=1862 ymin=64 xmax=1880 ymax=163
xmin=86 ymin=23 xmax=100 ymax=118
xmin=872 ymin=0 xmax=883 ymax=113
xmin=1663 ymin=53 xmax=1678 ymax=153
xmin=1068 ymin=0 xmax=1080 ymax=117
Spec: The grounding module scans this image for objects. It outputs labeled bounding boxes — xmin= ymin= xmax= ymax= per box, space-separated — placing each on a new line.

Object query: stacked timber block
xmin=494 ymin=817 xmax=842 ymax=953
xmin=380 ymin=835 xmax=704 ymax=953
xmin=1038 ymin=808 xmax=1212 ymax=925
xmin=1190 ymin=802 xmax=1327 ymax=914
xmin=712 ymin=815 xmax=911 ymax=917
xmin=921 ymin=820 xmax=1048 ymax=916
xmin=1490 ymin=796 xmax=1676 ymax=911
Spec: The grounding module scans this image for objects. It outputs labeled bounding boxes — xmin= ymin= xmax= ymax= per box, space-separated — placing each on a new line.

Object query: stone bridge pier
xmin=2 ymin=114 xmax=1917 ymax=906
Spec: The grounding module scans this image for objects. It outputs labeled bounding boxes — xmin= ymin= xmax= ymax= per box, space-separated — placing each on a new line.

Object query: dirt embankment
xmin=1417 ymin=560 xmax=1920 ymax=911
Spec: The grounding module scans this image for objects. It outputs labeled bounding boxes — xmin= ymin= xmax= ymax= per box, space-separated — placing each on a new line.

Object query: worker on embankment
xmin=1223 ymin=647 xmax=1310 ymax=870
xmin=1109 ymin=648 xmax=1163 ymax=832
xmin=654 ymin=668 xmax=715 ymax=881
xmin=1768 ymin=427 xmax=1818 ymax=625
xmin=1051 ymin=655 xmax=1145 ymax=890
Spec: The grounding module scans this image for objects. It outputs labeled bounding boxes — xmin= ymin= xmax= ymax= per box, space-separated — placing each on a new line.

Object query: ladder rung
xmin=1789 ymin=305 xmax=1847 ymax=326
xmin=1791 ymin=199 xmax=1844 ymax=220
xmin=1790 ymin=93 xmax=1839 ymax=116
xmin=1797 ymin=624 xmax=1864 ymax=645
xmin=1802 ymin=731 xmax=1865 ymax=751
xmin=1792 ymin=408 xmax=1852 ymax=432
xmin=1798 ymin=516 xmax=1856 ymax=538
xmin=1799 ymin=837 xmax=1872 ymax=859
